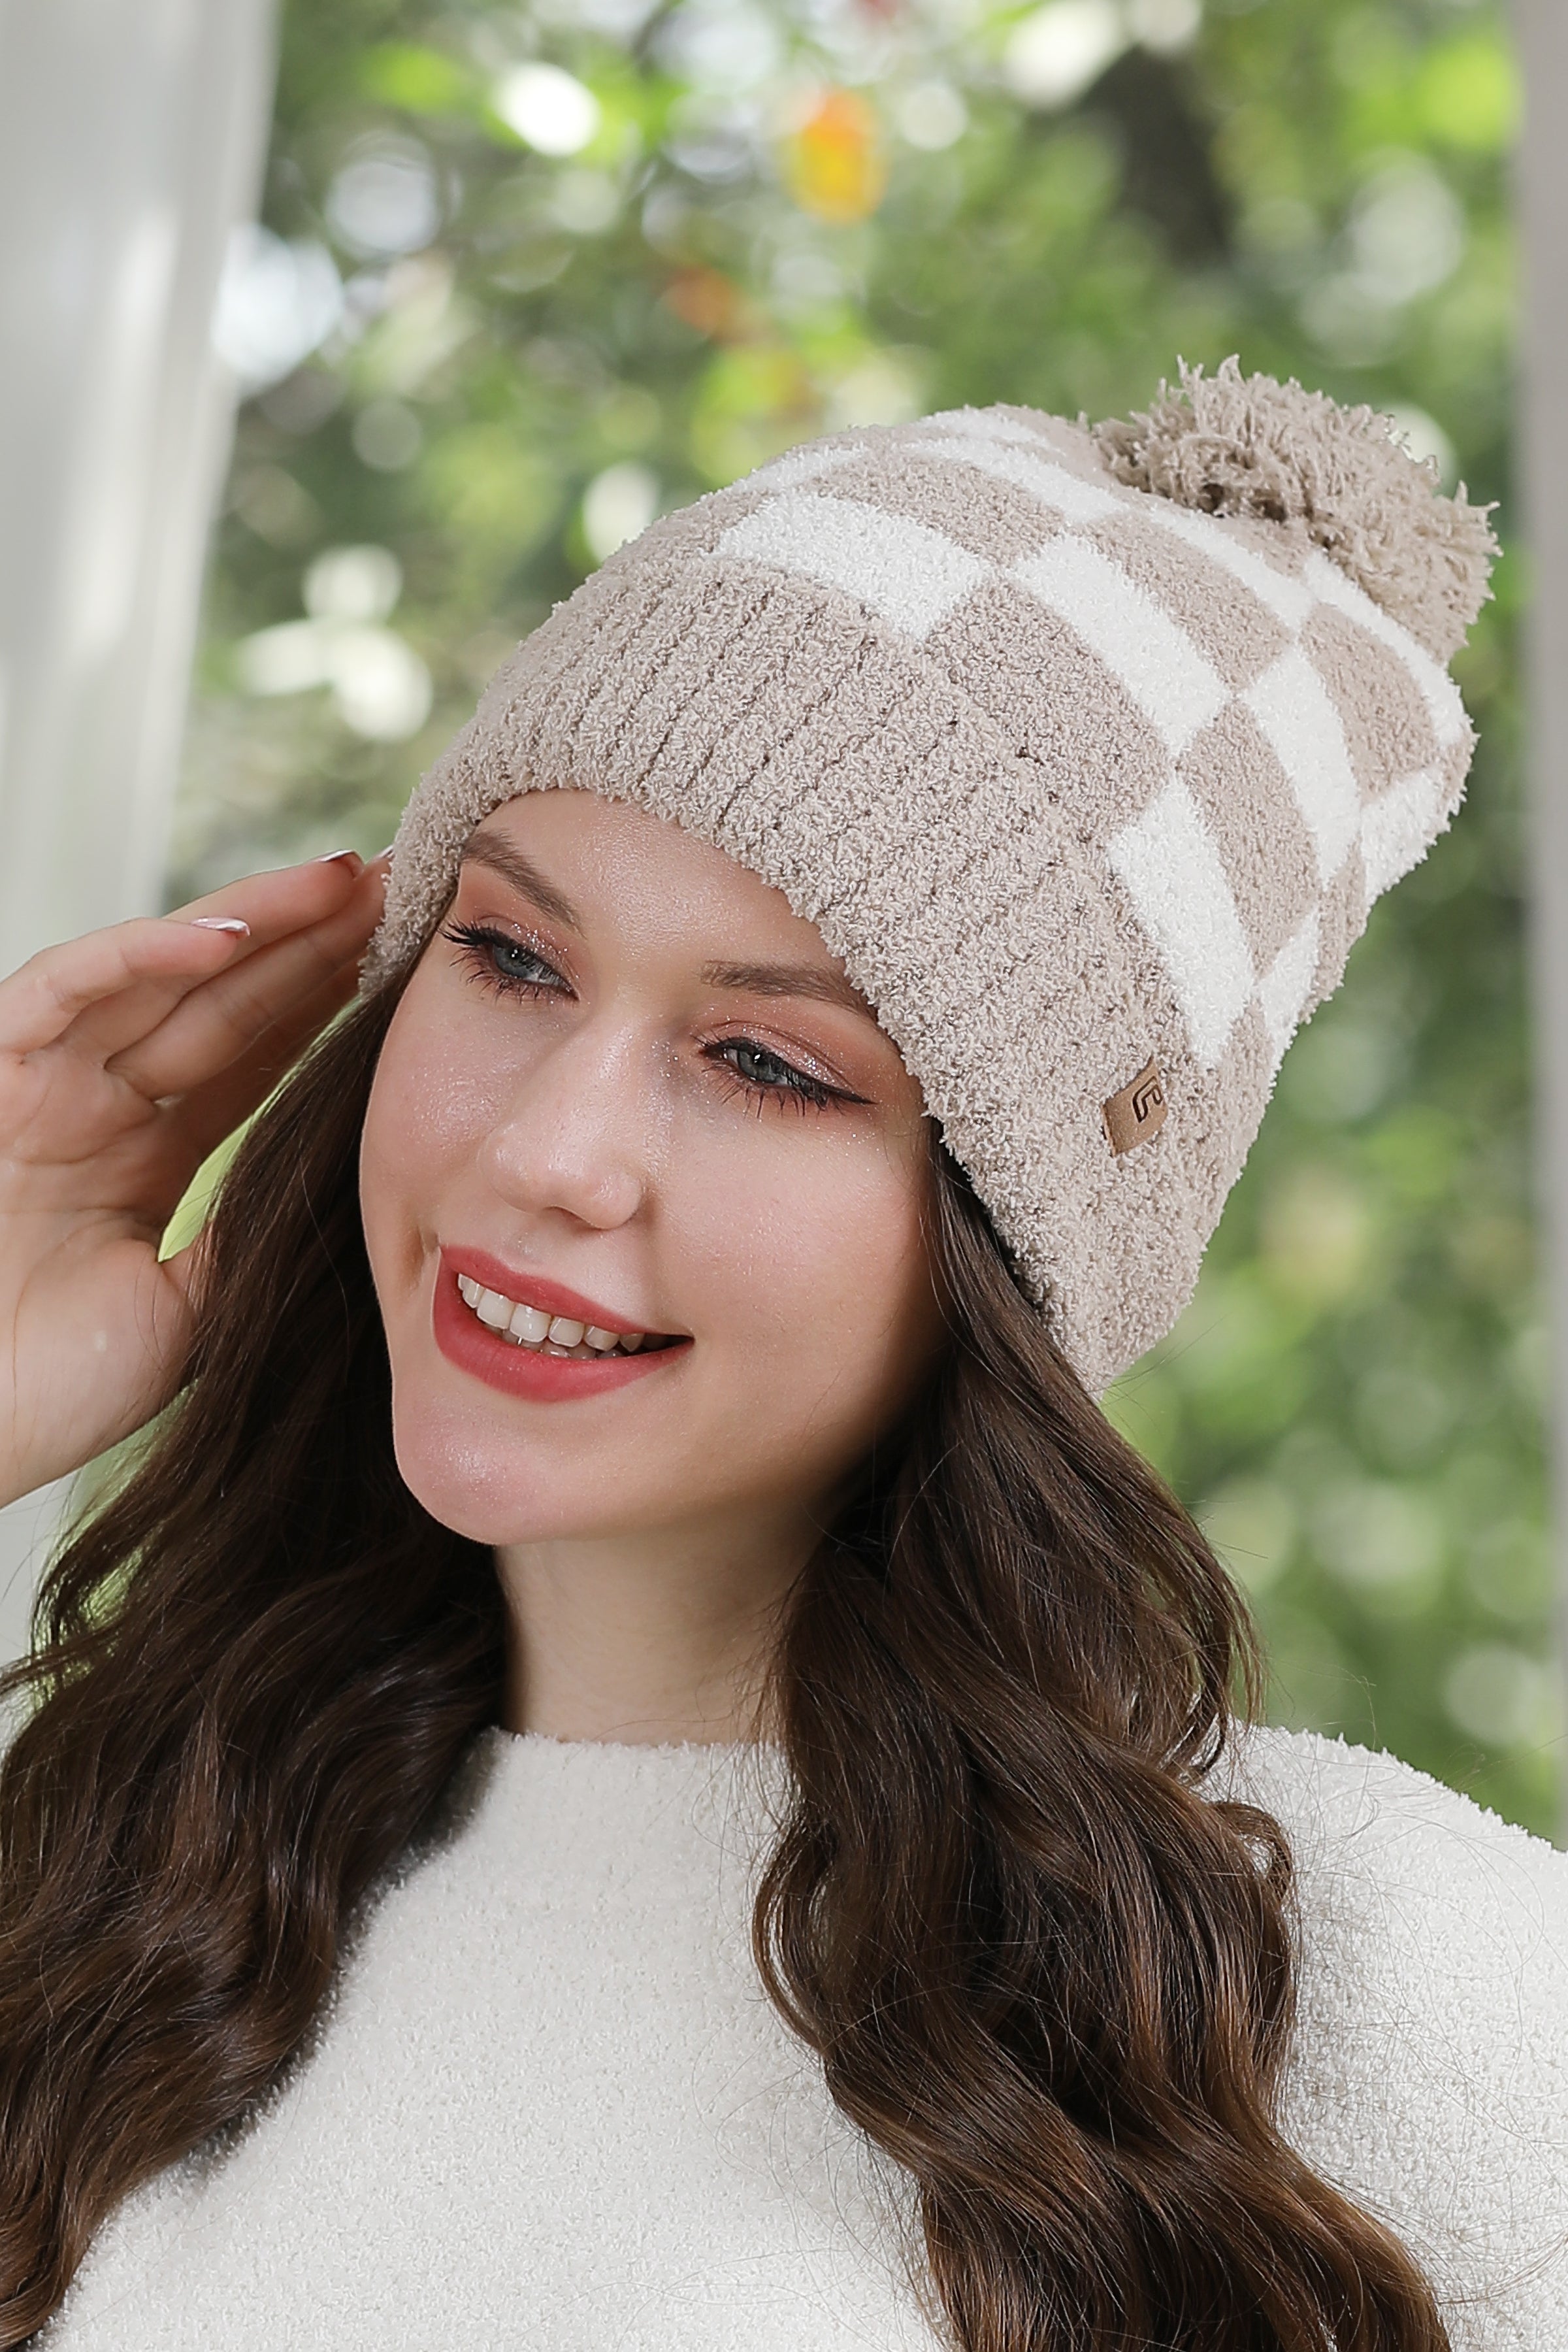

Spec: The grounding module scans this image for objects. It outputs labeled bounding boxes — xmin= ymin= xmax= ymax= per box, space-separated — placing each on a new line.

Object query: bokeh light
xmin=492 ymin=63 xmax=602 ymax=157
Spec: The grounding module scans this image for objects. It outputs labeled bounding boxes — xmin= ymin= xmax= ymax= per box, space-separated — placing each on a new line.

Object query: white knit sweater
xmin=40 ymin=1725 xmax=1568 ymax=2351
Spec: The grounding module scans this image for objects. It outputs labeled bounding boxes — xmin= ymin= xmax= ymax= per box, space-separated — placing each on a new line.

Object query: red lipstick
xmin=445 ymin=1248 xmax=656 ymax=1338
xmin=433 ymin=1247 xmax=688 ymax=1404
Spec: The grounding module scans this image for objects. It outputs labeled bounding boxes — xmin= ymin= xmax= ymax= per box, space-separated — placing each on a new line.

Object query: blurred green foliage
xmin=181 ymin=0 xmax=1553 ymax=1831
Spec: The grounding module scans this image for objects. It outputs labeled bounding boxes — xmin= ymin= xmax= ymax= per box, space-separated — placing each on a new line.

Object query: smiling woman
xmin=361 ymin=792 xmax=945 ymax=1744
xmin=0 ymin=371 xmax=1563 ymax=2352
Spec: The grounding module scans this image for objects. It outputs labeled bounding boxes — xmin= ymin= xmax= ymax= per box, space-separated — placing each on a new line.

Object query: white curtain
xmin=0 ymin=0 xmax=278 ymax=1663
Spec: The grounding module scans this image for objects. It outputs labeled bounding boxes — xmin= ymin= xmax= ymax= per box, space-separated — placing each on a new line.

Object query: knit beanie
xmin=365 ymin=359 xmax=1496 ymax=1395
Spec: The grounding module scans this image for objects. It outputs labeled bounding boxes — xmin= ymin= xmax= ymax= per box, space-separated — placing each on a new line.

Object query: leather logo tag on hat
xmin=1102 ymin=1057 xmax=1168 ymax=1155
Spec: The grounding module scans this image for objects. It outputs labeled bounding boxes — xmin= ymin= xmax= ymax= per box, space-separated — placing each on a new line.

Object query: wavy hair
xmin=0 ymin=979 xmax=1448 ymax=2349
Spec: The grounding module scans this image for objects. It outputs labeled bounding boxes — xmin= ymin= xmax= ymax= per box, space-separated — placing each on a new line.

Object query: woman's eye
xmin=442 ymin=921 xmax=567 ymax=996
xmin=712 ymin=1038 xmax=836 ymax=1110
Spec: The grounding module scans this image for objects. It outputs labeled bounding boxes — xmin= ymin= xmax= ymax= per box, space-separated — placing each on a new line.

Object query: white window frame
xmin=0 ymin=0 xmax=278 ymax=1663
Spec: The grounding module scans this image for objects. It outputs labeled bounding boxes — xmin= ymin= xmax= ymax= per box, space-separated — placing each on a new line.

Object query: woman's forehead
xmin=461 ymin=792 xmax=855 ymax=972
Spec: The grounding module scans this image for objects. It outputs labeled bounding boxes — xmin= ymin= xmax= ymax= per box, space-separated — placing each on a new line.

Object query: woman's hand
xmin=0 ymin=851 xmax=391 ymax=1510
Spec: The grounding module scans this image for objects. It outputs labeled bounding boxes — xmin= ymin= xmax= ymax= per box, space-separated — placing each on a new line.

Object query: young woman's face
xmin=360 ymin=791 xmax=947 ymax=1551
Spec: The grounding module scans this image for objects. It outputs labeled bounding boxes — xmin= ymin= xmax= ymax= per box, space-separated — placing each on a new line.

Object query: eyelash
xmin=440 ymin=920 xmax=855 ymax=1115
xmin=444 ymin=920 xmax=564 ymax=997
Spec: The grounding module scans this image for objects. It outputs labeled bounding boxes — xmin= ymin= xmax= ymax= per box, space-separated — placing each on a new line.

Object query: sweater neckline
xmin=460 ymin=1720 xmax=793 ymax=1819
xmin=487 ymin=1723 xmax=774 ymax=1760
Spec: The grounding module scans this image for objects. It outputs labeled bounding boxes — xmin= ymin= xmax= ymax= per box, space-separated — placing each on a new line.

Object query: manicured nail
xmin=190 ymin=917 xmax=250 ymax=935
xmin=374 ymin=843 xmax=396 ymax=859
xmin=312 ymin=848 xmax=363 ymax=868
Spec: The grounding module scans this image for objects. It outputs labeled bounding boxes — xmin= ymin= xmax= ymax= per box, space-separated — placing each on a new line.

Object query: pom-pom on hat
xmin=367 ymin=359 xmax=1495 ymax=1395
xmin=1093 ymin=357 xmax=1496 ymax=663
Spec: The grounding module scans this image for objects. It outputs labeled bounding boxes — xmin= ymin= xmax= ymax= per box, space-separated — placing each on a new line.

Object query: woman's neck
xmin=493 ymin=1511 xmax=813 ymax=1746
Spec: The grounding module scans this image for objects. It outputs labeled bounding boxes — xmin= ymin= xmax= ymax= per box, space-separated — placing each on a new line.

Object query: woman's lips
xmin=444 ymin=1246 xmax=660 ymax=1340
xmin=432 ymin=1250 xmax=688 ymax=1403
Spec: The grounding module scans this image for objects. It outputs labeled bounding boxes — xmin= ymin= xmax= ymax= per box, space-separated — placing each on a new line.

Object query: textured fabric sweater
xmin=40 ymin=1725 xmax=1568 ymax=2351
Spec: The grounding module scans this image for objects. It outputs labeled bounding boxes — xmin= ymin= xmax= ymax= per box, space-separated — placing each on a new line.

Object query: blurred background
xmin=3 ymin=0 xmax=1559 ymax=1832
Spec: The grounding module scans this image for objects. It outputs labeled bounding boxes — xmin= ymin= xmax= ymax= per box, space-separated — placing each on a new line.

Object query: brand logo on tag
xmin=1102 ymin=1057 xmax=1168 ymax=1155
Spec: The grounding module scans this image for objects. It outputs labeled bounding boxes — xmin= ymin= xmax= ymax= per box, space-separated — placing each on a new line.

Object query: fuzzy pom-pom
xmin=1093 ymin=356 xmax=1497 ymax=660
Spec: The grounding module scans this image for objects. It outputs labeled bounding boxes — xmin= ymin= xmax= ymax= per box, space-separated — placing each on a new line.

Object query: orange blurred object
xmin=783 ymin=89 xmax=887 ymax=225
xmin=662 ymin=266 xmax=755 ymax=340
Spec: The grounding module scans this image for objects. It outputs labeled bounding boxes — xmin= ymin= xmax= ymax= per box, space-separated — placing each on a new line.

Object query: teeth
xmin=455 ymin=1272 xmax=653 ymax=1359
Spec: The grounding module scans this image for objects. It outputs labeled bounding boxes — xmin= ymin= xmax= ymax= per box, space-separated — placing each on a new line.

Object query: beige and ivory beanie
xmin=367 ymin=358 xmax=1496 ymax=1395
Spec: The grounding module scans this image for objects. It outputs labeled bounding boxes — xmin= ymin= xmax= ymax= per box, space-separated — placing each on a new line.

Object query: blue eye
xmin=441 ymin=922 xmax=858 ymax=1116
xmin=710 ymin=1038 xmax=836 ymax=1110
xmin=725 ymin=1041 xmax=806 ymax=1090
xmin=442 ymin=921 xmax=567 ymax=996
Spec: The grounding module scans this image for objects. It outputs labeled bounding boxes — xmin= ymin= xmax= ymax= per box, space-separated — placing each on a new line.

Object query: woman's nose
xmin=478 ymin=1023 xmax=653 ymax=1232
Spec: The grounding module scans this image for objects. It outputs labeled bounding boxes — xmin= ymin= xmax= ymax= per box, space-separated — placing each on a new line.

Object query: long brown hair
xmin=0 ymin=978 xmax=1448 ymax=2349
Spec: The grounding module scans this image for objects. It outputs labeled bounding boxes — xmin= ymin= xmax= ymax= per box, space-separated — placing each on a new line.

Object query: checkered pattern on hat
xmin=721 ymin=405 xmax=1469 ymax=1087
xmin=369 ymin=395 xmax=1480 ymax=1392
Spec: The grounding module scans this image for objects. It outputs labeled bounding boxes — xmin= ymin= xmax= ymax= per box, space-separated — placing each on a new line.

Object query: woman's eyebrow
xmin=459 ymin=835 xmax=581 ymax=930
xmin=454 ymin=846 xmax=868 ymax=1016
xmin=701 ymin=959 xmax=871 ymax=1017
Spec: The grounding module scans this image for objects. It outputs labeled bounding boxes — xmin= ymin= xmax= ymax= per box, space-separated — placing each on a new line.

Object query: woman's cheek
xmin=365 ymin=989 xmax=508 ymax=1216
xmin=382 ymin=987 xmax=485 ymax=1148
xmin=678 ymin=1121 xmax=934 ymax=1423
xmin=361 ymin=999 xmax=485 ymax=1312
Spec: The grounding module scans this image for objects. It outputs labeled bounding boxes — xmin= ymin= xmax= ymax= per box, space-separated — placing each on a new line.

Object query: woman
xmin=0 ymin=363 xmax=1561 ymax=2350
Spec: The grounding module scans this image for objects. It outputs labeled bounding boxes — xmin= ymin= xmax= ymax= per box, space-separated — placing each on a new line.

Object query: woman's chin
xmin=388 ymin=1404 xmax=576 ymax=1545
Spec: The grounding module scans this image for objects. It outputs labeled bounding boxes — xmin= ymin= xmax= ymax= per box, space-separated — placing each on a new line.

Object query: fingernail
xmin=312 ymin=848 xmax=363 ymax=868
xmin=191 ymin=917 xmax=250 ymax=936
xmin=375 ymin=843 xmax=396 ymax=859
